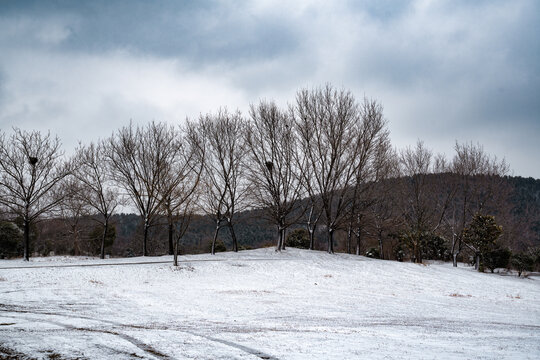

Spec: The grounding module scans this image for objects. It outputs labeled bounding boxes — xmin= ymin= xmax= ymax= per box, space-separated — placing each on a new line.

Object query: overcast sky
xmin=0 ymin=0 xmax=539 ymax=178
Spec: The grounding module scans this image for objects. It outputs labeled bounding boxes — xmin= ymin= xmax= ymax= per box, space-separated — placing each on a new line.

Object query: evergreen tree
xmin=463 ymin=214 xmax=502 ymax=271
xmin=0 ymin=221 xmax=23 ymax=258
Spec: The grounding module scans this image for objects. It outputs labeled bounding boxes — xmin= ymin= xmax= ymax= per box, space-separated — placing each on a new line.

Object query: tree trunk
xmin=100 ymin=219 xmax=108 ymax=260
xmin=281 ymin=228 xmax=286 ymax=250
xmin=211 ymin=220 xmax=220 ymax=255
xmin=143 ymin=219 xmax=149 ymax=256
xmin=355 ymin=229 xmax=362 ymax=256
xmin=308 ymin=228 xmax=315 ymax=250
xmin=346 ymin=225 xmax=352 ymax=254
xmin=451 ymin=233 xmax=463 ymax=268
xmin=475 ymin=254 xmax=480 ymax=271
xmin=306 ymin=206 xmax=316 ymax=251
xmin=328 ymin=228 xmax=334 ymax=254
xmin=23 ymin=217 xmax=30 ymax=261
xmin=173 ymin=232 xmax=179 ymax=266
xmin=228 ymin=221 xmax=238 ymax=252
xmin=378 ymin=231 xmax=384 ymax=260
xmin=168 ymin=220 xmax=174 ymax=255
xmin=276 ymin=227 xmax=283 ymax=251
xmin=416 ymin=243 xmax=422 ymax=264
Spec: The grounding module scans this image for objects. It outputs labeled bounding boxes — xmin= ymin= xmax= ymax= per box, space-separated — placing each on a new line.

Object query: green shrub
xmin=483 ymin=247 xmax=511 ymax=273
xmin=421 ymin=233 xmax=449 ymax=260
xmin=511 ymin=253 xmax=534 ymax=277
xmin=286 ymin=228 xmax=310 ymax=249
xmin=0 ymin=221 xmax=23 ymax=258
xmin=208 ymin=238 xmax=227 ymax=253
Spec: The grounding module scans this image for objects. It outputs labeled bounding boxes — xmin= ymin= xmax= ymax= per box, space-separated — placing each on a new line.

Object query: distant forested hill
xmin=19 ymin=175 xmax=540 ymax=258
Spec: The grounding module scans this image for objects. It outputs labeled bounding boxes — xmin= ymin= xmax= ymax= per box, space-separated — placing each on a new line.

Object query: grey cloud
xmin=0 ymin=1 xmax=301 ymax=66
xmin=0 ymin=0 xmax=538 ymax=177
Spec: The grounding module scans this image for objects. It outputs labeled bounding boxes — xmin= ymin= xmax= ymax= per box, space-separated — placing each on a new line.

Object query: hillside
xmin=0 ymin=248 xmax=539 ymax=359
xmin=22 ymin=174 xmax=540 ymax=259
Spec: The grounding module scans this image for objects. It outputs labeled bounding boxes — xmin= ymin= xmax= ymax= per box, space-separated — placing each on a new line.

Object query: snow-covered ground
xmin=0 ymin=248 xmax=539 ymax=359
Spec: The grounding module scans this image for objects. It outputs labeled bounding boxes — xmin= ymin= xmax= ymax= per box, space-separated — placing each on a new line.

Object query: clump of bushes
xmin=0 ymin=221 xmax=23 ymax=259
xmin=511 ymin=252 xmax=535 ymax=277
xmin=483 ymin=246 xmax=511 ymax=273
xmin=286 ymin=228 xmax=310 ymax=249
xmin=365 ymin=247 xmax=380 ymax=259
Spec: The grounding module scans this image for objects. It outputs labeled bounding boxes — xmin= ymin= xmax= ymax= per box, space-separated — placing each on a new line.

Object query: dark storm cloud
xmin=0 ymin=0 xmax=300 ymax=65
xmin=0 ymin=0 xmax=538 ymax=177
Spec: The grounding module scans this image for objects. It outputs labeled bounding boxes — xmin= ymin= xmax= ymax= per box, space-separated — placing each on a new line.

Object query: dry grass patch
xmin=449 ymin=293 xmax=472 ymax=298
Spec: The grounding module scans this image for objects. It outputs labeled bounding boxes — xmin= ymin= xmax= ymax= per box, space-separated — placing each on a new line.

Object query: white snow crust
xmin=0 ymin=248 xmax=539 ymax=359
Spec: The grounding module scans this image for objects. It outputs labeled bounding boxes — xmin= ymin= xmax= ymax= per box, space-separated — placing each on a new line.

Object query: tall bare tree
xmin=344 ymin=98 xmax=390 ymax=255
xmin=397 ymin=141 xmax=454 ymax=263
xmin=172 ymin=191 xmax=200 ymax=267
xmin=72 ymin=142 xmax=120 ymax=259
xmin=160 ymin=124 xmax=204 ymax=257
xmin=59 ymin=178 xmax=91 ymax=255
xmin=0 ymin=129 xmax=71 ymax=260
xmin=303 ymin=201 xmax=323 ymax=250
xmin=294 ymin=85 xmax=387 ymax=253
xmin=246 ymin=100 xmax=304 ymax=251
xmin=106 ymin=121 xmax=184 ymax=256
xmin=196 ymin=109 xmax=248 ymax=254
xmin=446 ymin=141 xmax=509 ymax=266
xmin=366 ymin=145 xmax=399 ymax=259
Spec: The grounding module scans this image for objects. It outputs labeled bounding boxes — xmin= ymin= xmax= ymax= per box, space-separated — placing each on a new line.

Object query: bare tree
xmin=58 ymin=178 xmax=91 ymax=255
xmin=196 ymin=109 xmax=248 ymax=254
xmin=304 ymin=201 xmax=323 ymax=250
xmin=363 ymin=143 xmax=399 ymax=259
xmin=446 ymin=141 xmax=510 ymax=266
xmin=160 ymin=124 xmax=204 ymax=257
xmin=344 ymin=98 xmax=390 ymax=255
xmin=106 ymin=121 xmax=184 ymax=256
xmin=172 ymin=192 xmax=200 ymax=267
xmin=246 ymin=100 xmax=304 ymax=251
xmin=72 ymin=142 xmax=120 ymax=259
xmin=294 ymin=85 xmax=385 ymax=253
xmin=397 ymin=141 xmax=454 ymax=263
xmin=0 ymin=129 xmax=71 ymax=260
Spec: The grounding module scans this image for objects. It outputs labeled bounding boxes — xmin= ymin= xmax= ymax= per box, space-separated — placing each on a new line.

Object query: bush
xmin=421 ymin=233 xmax=448 ymax=260
xmin=511 ymin=253 xmax=534 ymax=277
xmin=0 ymin=221 xmax=23 ymax=258
xmin=483 ymin=247 xmax=511 ymax=273
xmin=393 ymin=242 xmax=405 ymax=262
xmin=208 ymin=238 xmax=227 ymax=253
xmin=286 ymin=228 xmax=310 ymax=249
xmin=365 ymin=247 xmax=380 ymax=259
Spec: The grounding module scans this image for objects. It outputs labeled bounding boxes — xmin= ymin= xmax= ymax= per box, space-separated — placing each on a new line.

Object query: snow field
xmin=0 ymin=248 xmax=539 ymax=359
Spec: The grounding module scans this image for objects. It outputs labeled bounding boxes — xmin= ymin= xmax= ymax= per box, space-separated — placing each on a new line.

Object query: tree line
xmin=0 ymin=84 xmax=538 ymax=273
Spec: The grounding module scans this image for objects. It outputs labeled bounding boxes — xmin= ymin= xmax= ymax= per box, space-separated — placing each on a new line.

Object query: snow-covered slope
xmin=1 ymin=248 xmax=539 ymax=359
